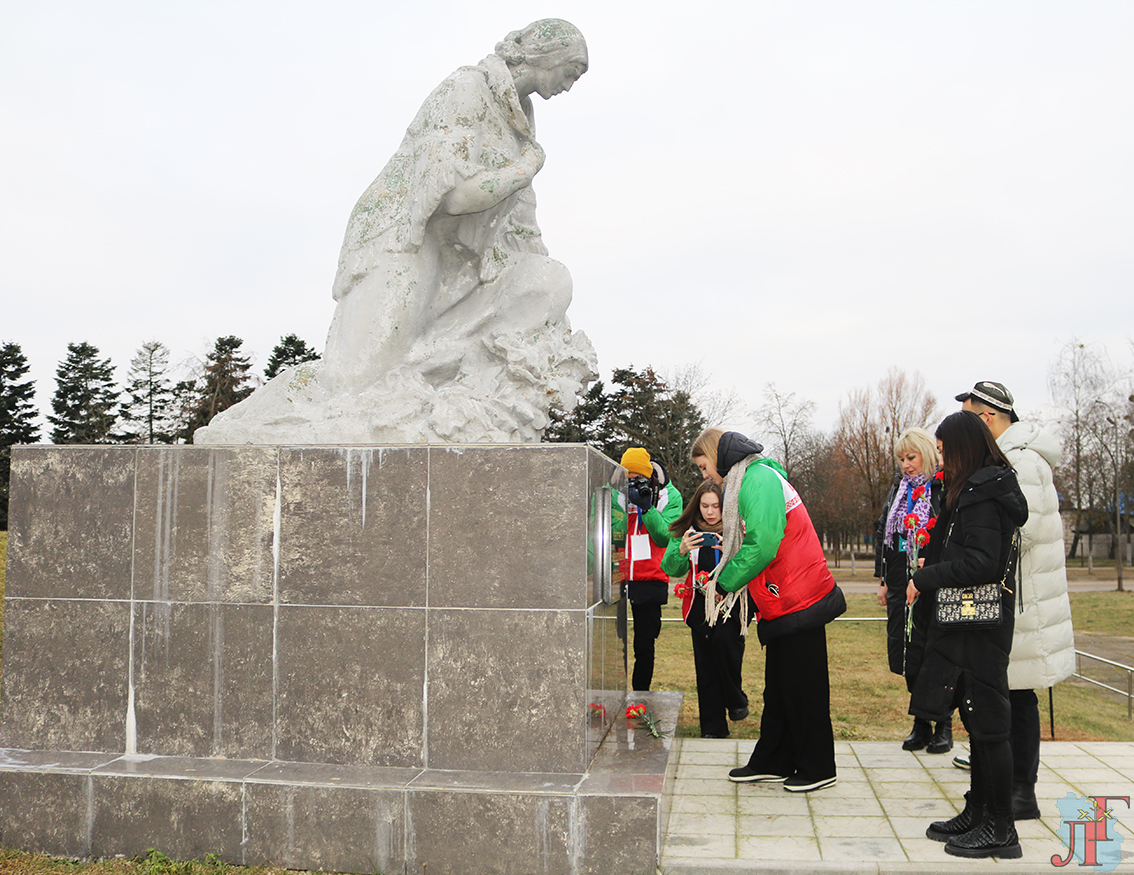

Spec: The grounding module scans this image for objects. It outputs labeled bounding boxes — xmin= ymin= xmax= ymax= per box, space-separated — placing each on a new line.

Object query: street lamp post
xmin=1104 ymin=416 xmax=1125 ymax=592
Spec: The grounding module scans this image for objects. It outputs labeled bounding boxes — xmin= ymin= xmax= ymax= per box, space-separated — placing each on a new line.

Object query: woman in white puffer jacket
xmin=999 ymin=421 xmax=1076 ymax=692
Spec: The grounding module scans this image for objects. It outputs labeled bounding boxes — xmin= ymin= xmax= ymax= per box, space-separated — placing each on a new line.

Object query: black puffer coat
xmin=908 ymin=465 xmax=1028 ymax=742
xmin=874 ymin=476 xmax=943 ymax=687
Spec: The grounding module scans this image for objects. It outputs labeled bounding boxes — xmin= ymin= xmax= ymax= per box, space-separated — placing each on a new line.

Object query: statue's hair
xmin=496 ymin=19 xmax=587 ymax=69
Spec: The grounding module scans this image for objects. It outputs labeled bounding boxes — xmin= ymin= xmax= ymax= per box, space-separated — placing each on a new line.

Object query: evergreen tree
xmin=180 ymin=336 xmax=255 ymax=442
xmin=544 ymin=381 xmax=610 ymax=445
xmin=1 ymin=341 xmax=41 ymax=529
xmin=48 ymin=342 xmax=120 ymax=444
xmin=545 ymin=366 xmax=707 ymax=498
xmin=118 ymin=340 xmax=178 ymax=444
xmin=264 ymin=333 xmax=319 ymax=380
xmin=605 ymin=367 xmax=707 ymax=498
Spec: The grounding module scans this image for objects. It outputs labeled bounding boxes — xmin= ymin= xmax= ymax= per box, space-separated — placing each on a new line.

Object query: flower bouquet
xmin=625 ymin=703 xmax=664 ymax=738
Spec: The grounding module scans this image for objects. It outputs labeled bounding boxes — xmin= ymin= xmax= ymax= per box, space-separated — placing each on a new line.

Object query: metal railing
xmin=1073 ymin=649 xmax=1134 ymax=719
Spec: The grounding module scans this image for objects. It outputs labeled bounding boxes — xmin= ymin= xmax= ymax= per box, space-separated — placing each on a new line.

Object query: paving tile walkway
xmin=661 ymin=739 xmax=1134 ymax=874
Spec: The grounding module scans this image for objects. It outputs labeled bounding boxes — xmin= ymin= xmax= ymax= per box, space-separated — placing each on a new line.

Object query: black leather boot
xmin=901 ymin=718 xmax=932 ymax=751
xmin=926 ymin=791 xmax=981 ymax=842
xmin=1012 ymin=781 xmax=1041 ymax=820
xmin=944 ymin=813 xmax=1022 ymax=858
xmin=927 ymin=721 xmax=953 ymax=754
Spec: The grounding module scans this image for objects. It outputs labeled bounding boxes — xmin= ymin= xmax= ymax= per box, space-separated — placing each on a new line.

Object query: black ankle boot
xmin=1012 ymin=782 xmax=1041 ymax=820
xmin=902 ymin=717 xmax=932 ymax=751
xmin=927 ymin=721 xmax=953 ymax=754
xmin=927 ymin=791 xmax=981 ymax=842
xmin=944 ymin=813 xmax=1022 ymax=858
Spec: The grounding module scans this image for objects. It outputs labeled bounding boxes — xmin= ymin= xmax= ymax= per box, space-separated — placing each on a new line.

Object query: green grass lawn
xmin=652 ymin=590 xmax=1134 ymax=743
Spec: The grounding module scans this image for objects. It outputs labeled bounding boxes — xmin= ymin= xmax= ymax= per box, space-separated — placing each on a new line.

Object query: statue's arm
xmin=440 ymin=142 xmax=545 ymax=216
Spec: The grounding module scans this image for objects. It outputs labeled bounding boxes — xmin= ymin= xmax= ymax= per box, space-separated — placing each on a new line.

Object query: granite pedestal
xmin=0 ymin=444 xmax=679 ymax=874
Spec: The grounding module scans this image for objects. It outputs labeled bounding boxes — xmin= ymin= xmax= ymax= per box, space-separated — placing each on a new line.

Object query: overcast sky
xmin=3 ymin=1 xmax=1132 ymax=440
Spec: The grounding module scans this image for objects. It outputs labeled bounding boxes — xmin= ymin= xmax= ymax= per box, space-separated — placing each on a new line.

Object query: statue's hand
xmin=520 ymin=142 xmax=546 ymax=176
xmin=442 ymin=143 xmax=545 ymax=216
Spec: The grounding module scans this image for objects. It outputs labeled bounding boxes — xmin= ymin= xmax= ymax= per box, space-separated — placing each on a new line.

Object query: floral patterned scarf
xmin=884 ymin=471 xmax=932 ymax=549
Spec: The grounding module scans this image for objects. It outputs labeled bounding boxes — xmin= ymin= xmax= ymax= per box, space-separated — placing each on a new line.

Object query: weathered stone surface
xmin=0 ymin=442 xmax=674 ymax=874
xmin=427 ymin=445 xmax=587 ymax=610
xmin=92 ymin=756 xmax=266 ymax=781
xmin=90 ymin=775 xmax=244 ymax=861
xmin=0 ymin=771 xmax=90 ymax=857
xmin=405 ymin=789 xmax=574 ymax=875
xmin=576 ymin=794 xmax=659 ymax=875
xmin=132 ymin=603 xmax=274 ymax=758
xmin=246 ymin=760 xmax=421 ymax=788
xmin=5 ymin=446 xmax=134 ymax=600
xmin=586 ymin=601 xmax=624 ymax=761
xmin=275 ymin=605 xmax=426 ymax=766
xmin=0 ymin=599 xmax=129 ymax=752
xmin=278 ymin=447 xmax=427 ymax=606
xmin=134 ymin=446 xmax=276 ymax=604
xmin=243 ymin=783 xmax=405 ymax=872
xmin=427 ymin=608 xmax=585 ymax=772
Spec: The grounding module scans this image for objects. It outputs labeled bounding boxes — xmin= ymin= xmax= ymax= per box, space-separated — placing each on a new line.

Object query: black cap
xmin=955 ymin=380 xmax=1019 ymax=423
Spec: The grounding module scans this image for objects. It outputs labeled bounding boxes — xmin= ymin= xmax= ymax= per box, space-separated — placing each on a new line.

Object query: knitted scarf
xmin=704 ymin=454 xmax=758 ymax=634
xmin=883 ymin=471 xmax=932 ymax=549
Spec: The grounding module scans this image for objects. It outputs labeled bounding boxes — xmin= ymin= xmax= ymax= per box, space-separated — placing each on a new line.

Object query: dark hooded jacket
xmin=715 ymin=432 xmax=846 ymax=643
xmin=874 ymin=473 xmax=944 ymax=682
xmin=908 ymin=465 xmax=1029 ymax=741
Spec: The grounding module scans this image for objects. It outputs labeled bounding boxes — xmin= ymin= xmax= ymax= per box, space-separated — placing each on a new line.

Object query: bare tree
xmin=753 ymin=383 xmax=818 ymax=484
xmin=877 ymin=368 xmax=938 ymax=438
xmin=1048 ymin=339 xmax=1113 ymax=562
xmin=834 ymin=369 xmax=939 ymax=526
xmin=666 ymin=362 xmax=745 ymax=429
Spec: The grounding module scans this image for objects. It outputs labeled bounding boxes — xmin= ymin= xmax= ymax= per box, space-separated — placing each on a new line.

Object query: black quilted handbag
xmin=935 ymin=526 xmax=1019 ymax=630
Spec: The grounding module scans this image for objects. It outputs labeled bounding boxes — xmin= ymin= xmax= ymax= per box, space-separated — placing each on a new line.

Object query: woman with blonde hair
xmin=691 ymin=428 xmax=845 ymax=792
xmin=874 ymin=426 xmax=949 ymax=753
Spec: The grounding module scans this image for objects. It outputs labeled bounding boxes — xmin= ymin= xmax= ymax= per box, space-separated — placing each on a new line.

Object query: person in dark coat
xmin=873 ymin=427 xmax=950 ymax=753
xmin=906 ymin=411 xmax=1029 ymax=860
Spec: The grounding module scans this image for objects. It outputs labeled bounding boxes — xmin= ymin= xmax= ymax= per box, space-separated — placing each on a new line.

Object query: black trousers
xmin=630 ymin=600 xmax=663 ymax=691
xmin=689 ymin=594 xmax=748 ymax=737
xmin=745 ymin=624 xmax=836 ymax=782
xmin=955 ymin=670 xmax=1013 ymax=816
xmin=1009 ymin=688 xmax=1041 ymax=785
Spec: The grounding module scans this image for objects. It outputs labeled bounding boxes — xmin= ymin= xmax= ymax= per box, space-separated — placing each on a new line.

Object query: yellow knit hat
xmin=620 ymin=447 xmax=653 ymax=479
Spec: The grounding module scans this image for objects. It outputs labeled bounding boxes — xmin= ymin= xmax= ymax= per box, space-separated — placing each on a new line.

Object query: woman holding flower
xmin=662 ymin=479 xmax=751 ymax=738
xmin=874 ymin=427 xmax=948 ymax=753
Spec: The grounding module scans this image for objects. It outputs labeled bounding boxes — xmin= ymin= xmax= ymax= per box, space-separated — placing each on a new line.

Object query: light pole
xmin=1103 ymin=415 xmax=1125 ymax=592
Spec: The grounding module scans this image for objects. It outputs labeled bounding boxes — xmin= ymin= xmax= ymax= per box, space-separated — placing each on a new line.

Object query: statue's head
xmin=496 ymin=19 xmax=588 ymax=100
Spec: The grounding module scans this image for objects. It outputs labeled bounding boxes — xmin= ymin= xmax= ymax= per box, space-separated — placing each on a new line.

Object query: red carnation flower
xmin=934 ymin=470 xmax=945 ymax=481
xmin=903 ymin=512 xmax=919 ymax=530
xmin=915 ymin=528 xmax=930 ymax=547
xmin=926 ymin=517 xmax=937 ymax=530
xmin=912 ymin=486 xmax=925 ymax=500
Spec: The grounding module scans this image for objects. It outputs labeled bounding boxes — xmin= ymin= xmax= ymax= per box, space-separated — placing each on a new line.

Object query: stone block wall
xmin=1 ymin=444 xmax=626 ymax=775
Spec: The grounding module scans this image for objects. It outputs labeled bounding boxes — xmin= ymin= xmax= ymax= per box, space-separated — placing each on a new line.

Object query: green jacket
xmin=716 ymin=458 xmax=789 ymax=593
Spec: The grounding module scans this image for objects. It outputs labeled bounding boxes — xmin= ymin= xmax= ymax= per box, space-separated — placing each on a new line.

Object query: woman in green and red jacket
xmin=691 ymin=428 xmax=845 ymax=794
